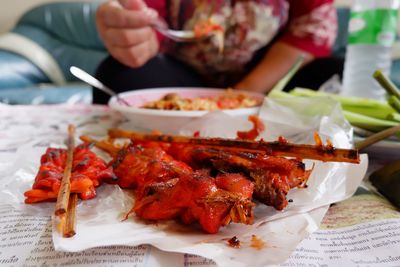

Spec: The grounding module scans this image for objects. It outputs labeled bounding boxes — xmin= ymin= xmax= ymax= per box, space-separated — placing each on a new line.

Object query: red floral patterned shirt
xmin=146 ymin=0 xmax=337 ymax=77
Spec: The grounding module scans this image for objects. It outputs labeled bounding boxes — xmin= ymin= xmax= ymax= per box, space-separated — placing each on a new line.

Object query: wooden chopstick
xmin=108 ymin=128 xmax=360 ymax=164
xmin=55 ymin=125 xmax=75 ymax=216
xmin=63 ymin=193 xmax=78 ymax=238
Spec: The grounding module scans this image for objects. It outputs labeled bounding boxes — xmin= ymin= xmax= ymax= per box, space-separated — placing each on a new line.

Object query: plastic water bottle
xmin=341 ymin=0 xmax=399 ymax=101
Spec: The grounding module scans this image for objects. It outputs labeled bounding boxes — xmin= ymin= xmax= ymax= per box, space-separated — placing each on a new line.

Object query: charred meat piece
xmin=167 ymin=146 xmax=310 ymax=210
xmin=24 ymin=144 xmax=115 ymax=203
xmin=133 ymin=170 xmax=254 ymax=234
xmin=110 ymin=141 xmax=255 ymax=233
xmin=111 ymin=142 xmax=192 ymax=198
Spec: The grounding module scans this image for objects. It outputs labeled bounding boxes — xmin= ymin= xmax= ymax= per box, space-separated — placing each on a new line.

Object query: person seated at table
xmin=94 ymin=0 xmax=339 ymax=104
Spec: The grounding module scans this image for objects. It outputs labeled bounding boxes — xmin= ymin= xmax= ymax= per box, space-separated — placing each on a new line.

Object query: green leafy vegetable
xmin=270 ymin=87 xmax=399 ymax=133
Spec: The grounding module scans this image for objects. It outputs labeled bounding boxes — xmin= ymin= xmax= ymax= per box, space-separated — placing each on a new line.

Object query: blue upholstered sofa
xmin=0 ymin=2 xmax=105 ymax=104
xmin=0 ymin=2 xmax=399 ymax=104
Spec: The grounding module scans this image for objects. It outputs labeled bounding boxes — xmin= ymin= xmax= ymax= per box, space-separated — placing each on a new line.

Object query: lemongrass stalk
xmin=344 ymin=110 xmax=398 ymax=132
xmin=373 ymin=70 xmax=400 ymax=101
xmin=388 ymin=95 xmax=400 ymax=113
xmin=343 ymin=105 xmax=394 ymax=120
xmin=387 ymin=112 xmax=400 ymax=122
xmin=268 ymin=90 xmax=294 ymax=98
xmin=290 ymin=88 xmax=392 ymax=109
xmin=290 ymin=88 xmax=395 ymax=118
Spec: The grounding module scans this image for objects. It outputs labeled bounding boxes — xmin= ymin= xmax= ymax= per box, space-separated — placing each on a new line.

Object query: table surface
xmin=0 ymin=104 xmax=399 ymax=267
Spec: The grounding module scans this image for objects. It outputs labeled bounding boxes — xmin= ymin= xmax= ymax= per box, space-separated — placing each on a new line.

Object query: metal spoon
xmin=70 ymin=66 xmax=131 ymax=106
xmin=152 ymin=17 xmax=211 ymax=42
xmin=154 ymin=27 xmax=211 ymax=42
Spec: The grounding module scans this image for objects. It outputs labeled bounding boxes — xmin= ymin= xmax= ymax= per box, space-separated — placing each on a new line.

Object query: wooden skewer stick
xmin=55 ymin=125 xmax=75 ymax=216
xmin=80 ymin=135 xmax=121 ymax=156
xmin=63 ymin=193 xmax=78 ymax=238
xmin=108 ymin=128 xmax=360 ymax=164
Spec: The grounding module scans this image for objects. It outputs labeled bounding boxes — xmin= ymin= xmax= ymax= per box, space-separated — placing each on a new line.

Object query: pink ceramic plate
xmin=109 ymin=88 xmax=264 ymax=117
xmin=108 ymin=88 xmax=264 ymax=133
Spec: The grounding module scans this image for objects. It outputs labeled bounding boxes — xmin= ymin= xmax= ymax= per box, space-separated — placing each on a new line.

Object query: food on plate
xmin=107 ymin=128 xmax=360 ymax=163
xmin=25 ymin=116 xmax=360 ymax=234
xmin=24 ymin=143 xmax=115 ymax=203
xmin=83 ymin=137 xmax=255 ymax=234
xmin=80 ymin=117 xmax=359 ymax=233
xmin=141 ymin=90 xmax=260 ymax=111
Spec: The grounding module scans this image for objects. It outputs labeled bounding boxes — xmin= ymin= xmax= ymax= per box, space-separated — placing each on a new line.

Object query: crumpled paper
xmin=0 ymin=97 xmax=368 ymax=267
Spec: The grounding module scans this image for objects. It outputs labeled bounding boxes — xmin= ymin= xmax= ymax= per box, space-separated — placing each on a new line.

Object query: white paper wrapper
xmin=0 ymin=98 xmax=368 ymax=267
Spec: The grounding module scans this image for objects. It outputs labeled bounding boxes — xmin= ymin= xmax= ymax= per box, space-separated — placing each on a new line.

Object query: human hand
xmin=96 ymin=0 xmax=160 ymax=68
